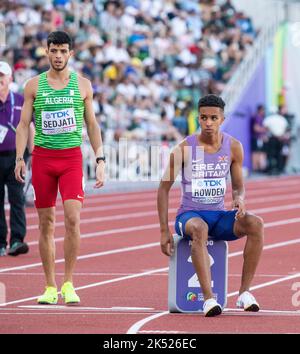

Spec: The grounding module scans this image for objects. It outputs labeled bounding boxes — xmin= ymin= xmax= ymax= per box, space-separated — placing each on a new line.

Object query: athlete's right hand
xmin=160 ymin=230 xmax=174 ymax=257
xmin=94 ymin=162 xmax=105 ymax=188
xmin=14 ymin=160 xmax=26 ymax=183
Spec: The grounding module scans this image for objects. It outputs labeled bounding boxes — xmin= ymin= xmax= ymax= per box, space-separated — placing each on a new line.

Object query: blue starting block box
xmin=168 ymin=234 xmax=228 ymax=313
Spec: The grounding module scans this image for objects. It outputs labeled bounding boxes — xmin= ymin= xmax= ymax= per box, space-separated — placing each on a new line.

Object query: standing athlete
xmin=15 ymin=31 xmax=105 ymax=305
xmin=157 ymin=95 xmax=264 ymax=317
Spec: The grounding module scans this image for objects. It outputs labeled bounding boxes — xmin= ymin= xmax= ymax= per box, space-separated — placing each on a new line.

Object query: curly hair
xmin=198 ymin=94 xmax=226 ymax=111
xmin=47 ymin=31 xmax=73 ymax=50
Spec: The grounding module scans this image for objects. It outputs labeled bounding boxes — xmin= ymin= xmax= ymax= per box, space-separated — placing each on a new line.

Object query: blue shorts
xmin=175 ymin=210 xmax=239 ymax=241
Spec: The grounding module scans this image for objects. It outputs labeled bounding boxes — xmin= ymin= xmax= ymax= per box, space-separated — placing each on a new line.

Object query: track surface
xmin=1 ymin=176 xmax=300 ymax=334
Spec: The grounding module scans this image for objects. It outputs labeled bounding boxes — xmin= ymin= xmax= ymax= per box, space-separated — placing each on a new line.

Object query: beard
xmin=50 ymin=60 xmax=68 ymax=72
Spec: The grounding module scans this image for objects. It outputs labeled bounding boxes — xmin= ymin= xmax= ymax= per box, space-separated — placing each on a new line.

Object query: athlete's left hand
xmin=232 ymin=197 xmax=246 ymax=220
xmin=15 ymin=160 xmax=26 ymax=183
xmin=95 ymin=162 xmax=105 ymax=188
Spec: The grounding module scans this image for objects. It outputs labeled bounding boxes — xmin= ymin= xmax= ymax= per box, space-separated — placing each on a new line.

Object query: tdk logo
xmin=204 ymin=180 xmax=222 ymax=187
xmin=197 ymin=180 xmax=222 ymax=187
xmin=49 ymin=110 xmax=70 ymax=119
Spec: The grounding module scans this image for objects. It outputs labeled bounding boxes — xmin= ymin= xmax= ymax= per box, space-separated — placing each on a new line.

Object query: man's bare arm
xmin=27 ymin=122 xmax=35 ymax=153
xmin=157 ymin=141 xmax=186 ymax=256
xmin=15 ymin=77 xmax=37 ymax=182
xmin=230 ymin=139 xmax=246 ymax=218
xmin=82 ymin=77 xmax=104 ymax=188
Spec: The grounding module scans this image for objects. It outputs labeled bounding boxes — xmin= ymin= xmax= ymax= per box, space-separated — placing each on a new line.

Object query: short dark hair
xmin=198 ymin=94 xmax=225 ymax=111
xmin=47 ymin=31 xmax=73 ymax=50
xmin=257 ymin=104 xmax=265 ymax=111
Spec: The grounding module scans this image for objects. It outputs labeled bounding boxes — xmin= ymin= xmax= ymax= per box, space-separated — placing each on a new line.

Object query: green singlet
xmin=33 ymin=71 xmax=85 ymax=149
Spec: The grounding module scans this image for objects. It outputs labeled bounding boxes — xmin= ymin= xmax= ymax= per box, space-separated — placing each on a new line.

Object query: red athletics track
xmin=0 ymin=175 xmax=300 ymax=334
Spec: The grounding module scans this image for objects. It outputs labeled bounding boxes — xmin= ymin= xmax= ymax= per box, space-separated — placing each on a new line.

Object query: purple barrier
xmin=222 ymin=60 xmax=266 ymax=171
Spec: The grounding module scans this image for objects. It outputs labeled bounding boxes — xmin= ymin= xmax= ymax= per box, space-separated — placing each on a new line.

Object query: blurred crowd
xmin=250 ymin=104 xmax=295 ymax=175
xmin=0 ymin=0 xmax=256 ymax=144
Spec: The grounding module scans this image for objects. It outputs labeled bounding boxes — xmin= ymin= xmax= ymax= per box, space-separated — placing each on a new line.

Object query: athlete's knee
xmin=65 ymin=213 xmax=80 ymax=233
xmin=189 ymin=222 xmax=209 ymax=243
xmin=244 ymin=214 xmax=264 ymax=238
xmin=246 ymin=214 xmax=264 ymax=230
xmin=39 ymin=214 xmax=55 ymax=236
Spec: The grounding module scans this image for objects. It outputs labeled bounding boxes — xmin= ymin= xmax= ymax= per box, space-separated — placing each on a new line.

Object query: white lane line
xmin=127 ymin=311 xmax=170 ymax=334
xmin=0 ymin=242 xmax=160 ymax=273
xmin=24 ymin=198 xmax=300 ymax=230
xmin=0 ymin=312 xmax=155 ymax=316
xmin=26 ymin=210 xmax=160 ymax=231
xmin=263 ymin=218 xmax=300 ymax=228
xmin=0 ymin=272 xmax=290 ymax=278
xmin=126 ymin=272 xmax=300 ymax=334
xmin=2 ymin=218 xmax=300 ymax=275
xmin=223 ymin=308 xmax=300 ymax=315
xmin=0 ymin=267 xmax=169 ymax=307
xmin=227 ymin=272 xmax=300 ymax=297
xmin=12 ymin=177 xmax=299 ymax=218
xmin=229 ymin=238 xmax=300 ymax=257
xmin=3 ymin=215 xmax=300 ymax=276
xmin=245 ymin=192 xmax=300 ymax=205
xmin=1 ymin=272 xmax=154 ymax=276
xmin=1 ymin=235 xmax=300 ymax=307
xmin=23 ymin=190 xmax=300 ymax=220
xmin=250 ymin=203 xmax=300 ymax=214
xmin=139 ymin=309 xmax=300 ymax=332
xmin=111 ymin=307 xmax=154 ymax=311
xmin=20 ymin=202 xmax=300 ymax=256
xmin=24 ymin=198 xmax=171 ymax=219
xmin=25 ymin=198 xmax=300 ymax=231
xmin=228 ymin=274 xmax=294 ymax=278
xmin=26 ymin=223 xmax=159 ymax=247
xmin=24 ymin=198 xmax=300 ymax=237
xmin=20 ymin=178 xmax=300 ymax=215
xmin=139 ymin=330 xmax=183 ymax=334
xmin=17 ymin=305 xmax=155 ymax=311
xmin=6 ymin=192 xmax=160 ymax=214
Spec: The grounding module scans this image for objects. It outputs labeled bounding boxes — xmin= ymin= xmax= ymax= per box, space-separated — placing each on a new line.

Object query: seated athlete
xmin=157 ymin=94 xmax=264 ymax=317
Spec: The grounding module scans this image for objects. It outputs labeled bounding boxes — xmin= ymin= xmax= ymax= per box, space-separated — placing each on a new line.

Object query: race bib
xmin=191 ymin=178 xmax=226 ymax=204
xmin=0 ymin=124 xmax=9 ymax=144
xmin=42 ymin=108 xmax=77 ymax=135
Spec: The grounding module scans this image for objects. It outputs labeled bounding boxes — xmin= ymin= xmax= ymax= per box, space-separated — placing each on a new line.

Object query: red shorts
xmin=31 ymin=146 xmax=84 ymax=208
